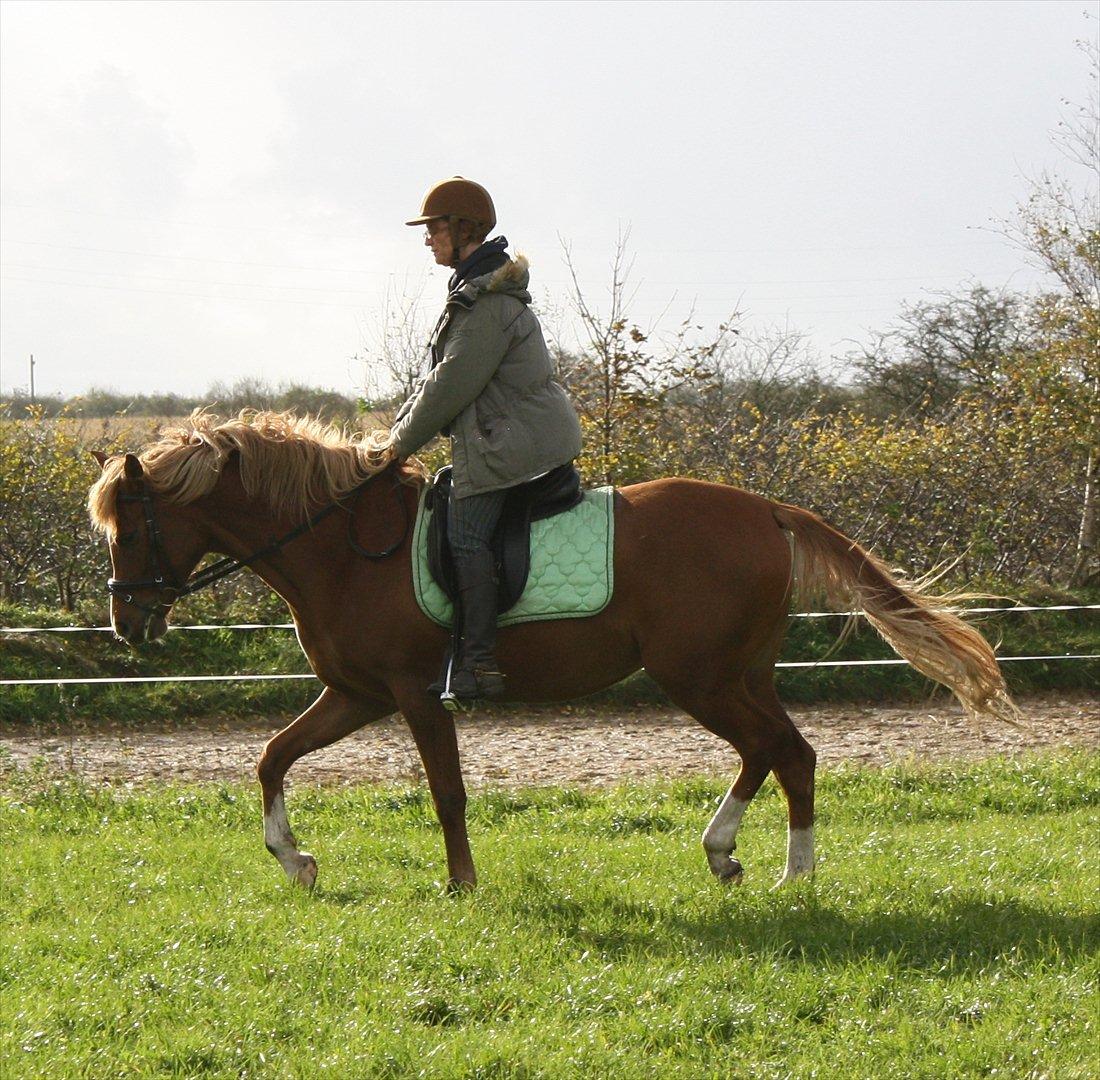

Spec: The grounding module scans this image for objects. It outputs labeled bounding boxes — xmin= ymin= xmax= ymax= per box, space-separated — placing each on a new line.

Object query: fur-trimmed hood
xmin=447 ymin=254 xmax=531 ymax=308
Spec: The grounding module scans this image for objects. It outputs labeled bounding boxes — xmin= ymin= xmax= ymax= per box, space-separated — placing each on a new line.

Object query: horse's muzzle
xmin=113 ymin=609 xmax=168 ymax=645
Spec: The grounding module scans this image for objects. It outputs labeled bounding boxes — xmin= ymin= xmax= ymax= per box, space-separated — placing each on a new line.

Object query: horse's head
xmin=90 ymin=451 xmax=209 ymax=645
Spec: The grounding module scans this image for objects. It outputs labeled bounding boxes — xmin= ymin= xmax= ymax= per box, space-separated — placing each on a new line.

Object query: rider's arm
xmin=389 ymin=299 xmax=511 ymax=459
xmin=393 ymin=392 xmax=418 ymax=424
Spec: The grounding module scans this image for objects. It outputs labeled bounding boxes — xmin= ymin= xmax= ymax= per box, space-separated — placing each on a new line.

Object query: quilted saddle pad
xmin=411 ymin=487 xmax=615 ymax=628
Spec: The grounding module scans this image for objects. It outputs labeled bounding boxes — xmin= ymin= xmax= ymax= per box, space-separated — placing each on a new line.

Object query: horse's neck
xmin=197 ymin=477 xmax=332 ymax=617
xmin=198 ymin=472 xmax=411 ymax=627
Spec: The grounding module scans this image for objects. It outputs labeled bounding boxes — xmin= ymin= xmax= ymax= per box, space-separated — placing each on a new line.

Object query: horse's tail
xmin=772 ymin=502 xmax=1020 ymax=725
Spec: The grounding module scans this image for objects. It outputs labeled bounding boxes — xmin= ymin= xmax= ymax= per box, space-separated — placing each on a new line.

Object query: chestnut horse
xmin=89 ymin=412 xmax=1017 ymax=891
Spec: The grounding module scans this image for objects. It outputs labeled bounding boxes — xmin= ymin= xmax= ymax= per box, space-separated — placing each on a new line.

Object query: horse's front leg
xmin=395 ymin=684 xmax=476 ymax=890
xmin=257 ymin=686 xmax=393 ymax=886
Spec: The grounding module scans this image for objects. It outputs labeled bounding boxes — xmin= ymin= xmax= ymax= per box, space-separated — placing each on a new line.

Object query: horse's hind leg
xmin=741 ymin=668 xmax=817 ymax=886
xmin=707 ymin=684 xmax=816 ymax=887
xmin=649 ymin=665 xmax=816 ymax=886
xmin=702 ymin=750 xmax=771 ymax=884
xmin=645 ymin=667 xmax=775 ymax=885
xmin=257 ymin=687 xmax=393 ymax=886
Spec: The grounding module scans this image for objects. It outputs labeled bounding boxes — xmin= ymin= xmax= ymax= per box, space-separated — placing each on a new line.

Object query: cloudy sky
xmin=0 ymin=0 xmax=1093 ymax=399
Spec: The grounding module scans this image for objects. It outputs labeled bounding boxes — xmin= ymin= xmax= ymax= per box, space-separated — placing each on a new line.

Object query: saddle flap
xmin=425 ymin=464 xmax=584 ymax=613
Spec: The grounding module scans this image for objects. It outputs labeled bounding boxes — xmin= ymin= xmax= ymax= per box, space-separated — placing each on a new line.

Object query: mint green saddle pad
xmin=411 ymin=487 xmax=616 ymax=629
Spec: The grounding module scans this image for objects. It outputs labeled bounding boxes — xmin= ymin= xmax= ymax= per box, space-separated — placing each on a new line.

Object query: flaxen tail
xmin=773 ymin=503 xmax=1020 ymax=725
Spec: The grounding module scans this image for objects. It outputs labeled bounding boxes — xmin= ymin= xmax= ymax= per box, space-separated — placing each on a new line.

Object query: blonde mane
xmin=89 ymin=410 xmax=420 ymax=534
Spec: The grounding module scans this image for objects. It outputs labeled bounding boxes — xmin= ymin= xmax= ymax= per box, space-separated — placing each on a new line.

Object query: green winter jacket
xmin=389 ymin=256 xmax=582 ymax=498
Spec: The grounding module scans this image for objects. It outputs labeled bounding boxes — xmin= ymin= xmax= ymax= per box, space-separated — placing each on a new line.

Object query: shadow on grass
xmin=509 ymin=889 xmax=1098 ymax=971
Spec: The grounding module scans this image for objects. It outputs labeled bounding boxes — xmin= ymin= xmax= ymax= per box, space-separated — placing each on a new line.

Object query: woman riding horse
xmin=390 ymin=177 xmax=582 ymax=703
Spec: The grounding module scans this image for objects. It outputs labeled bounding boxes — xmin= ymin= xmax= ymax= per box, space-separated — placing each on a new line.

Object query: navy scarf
xmin=449 ymin=236 xmax=510 ymax=290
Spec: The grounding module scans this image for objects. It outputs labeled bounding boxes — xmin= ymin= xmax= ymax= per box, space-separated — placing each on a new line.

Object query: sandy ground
xmin=1 ymin=693 xmax=1095 ymax=788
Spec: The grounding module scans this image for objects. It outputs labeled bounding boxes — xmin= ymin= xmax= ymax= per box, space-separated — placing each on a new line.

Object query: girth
xmin=426 ymin=464 xmax=584 ymax=613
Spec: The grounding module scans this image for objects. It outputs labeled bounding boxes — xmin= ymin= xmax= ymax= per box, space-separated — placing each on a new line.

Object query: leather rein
xmin=107 ymin=474 xmax=411 ymax=618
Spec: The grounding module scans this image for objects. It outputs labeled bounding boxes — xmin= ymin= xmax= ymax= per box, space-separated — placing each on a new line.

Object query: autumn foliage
xmin=1 ymin=280 xmax=1094 ymax=617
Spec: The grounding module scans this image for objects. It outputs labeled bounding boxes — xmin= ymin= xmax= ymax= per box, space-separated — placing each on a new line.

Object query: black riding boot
xmin=433 ymin=550 xmax=506 ymax=702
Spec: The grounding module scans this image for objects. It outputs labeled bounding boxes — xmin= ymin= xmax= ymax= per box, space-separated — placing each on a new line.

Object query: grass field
xmin=2 ymin=752 xmax=1097 ymax=1079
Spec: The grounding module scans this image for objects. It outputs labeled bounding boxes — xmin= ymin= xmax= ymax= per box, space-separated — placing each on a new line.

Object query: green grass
xmin=2 ymin=753 xmax=1097 ymax=1078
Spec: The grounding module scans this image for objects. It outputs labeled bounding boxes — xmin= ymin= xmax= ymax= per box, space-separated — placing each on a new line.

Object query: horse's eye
xmin=117 ymin=530 xmax=138 ymax=547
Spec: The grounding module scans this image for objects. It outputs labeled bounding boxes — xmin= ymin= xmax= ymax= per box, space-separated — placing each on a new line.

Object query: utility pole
xmin=29 ymin=354 xmax=36 ymax=403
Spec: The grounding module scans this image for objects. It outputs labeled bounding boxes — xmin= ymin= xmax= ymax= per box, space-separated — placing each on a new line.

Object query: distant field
xmin=6 ymin=412 xmax=163 ymax=441
xmin=3 ymin=752 xmax=1097 ymax=1079
xmin=19 ymin=409 xmax=390 ymax=442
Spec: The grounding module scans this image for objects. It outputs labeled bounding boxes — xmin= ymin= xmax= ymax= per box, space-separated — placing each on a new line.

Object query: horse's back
xmin=611 ymin=477 xmax=793 ymax=660
xmin=615 ymin=476 xmax=789 ymax=573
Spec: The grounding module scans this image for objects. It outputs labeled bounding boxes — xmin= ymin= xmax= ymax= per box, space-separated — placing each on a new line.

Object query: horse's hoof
xmin=292 ymin=853 xmax=318 ymax=889
xmin=716 ymin=859 xmax=744 ymax=886
xmin=772 ymin=868 xmax=813 ymax=891
xmin=445 ymin=877 xmax=476 ymax=894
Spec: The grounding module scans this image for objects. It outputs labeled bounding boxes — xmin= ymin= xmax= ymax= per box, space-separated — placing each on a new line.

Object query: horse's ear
xmin=89 ymin=450 xmax=109 ymax=469
xmin=123 ymin=453 xmax=144 ymax=480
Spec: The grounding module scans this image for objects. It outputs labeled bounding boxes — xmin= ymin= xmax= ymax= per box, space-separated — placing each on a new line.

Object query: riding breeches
xmin=447 ymin=488 xmax=507 ymax=563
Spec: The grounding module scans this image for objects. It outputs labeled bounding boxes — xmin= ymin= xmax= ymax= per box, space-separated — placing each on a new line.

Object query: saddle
xmin=425 ymin=463 xmax=584 ymax=613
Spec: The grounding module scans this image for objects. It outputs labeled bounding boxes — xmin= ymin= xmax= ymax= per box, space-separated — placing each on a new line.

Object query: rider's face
xmin=424 ymin=219 xmax=453 ymax=266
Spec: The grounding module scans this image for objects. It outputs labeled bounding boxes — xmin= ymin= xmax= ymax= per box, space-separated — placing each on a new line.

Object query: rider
xmin=389 ymin=177 xmax=582 ymax=702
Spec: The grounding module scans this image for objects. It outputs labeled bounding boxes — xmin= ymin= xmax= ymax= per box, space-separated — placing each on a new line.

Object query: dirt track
xmin=1 ymin=693 xmax=1095 ymax=788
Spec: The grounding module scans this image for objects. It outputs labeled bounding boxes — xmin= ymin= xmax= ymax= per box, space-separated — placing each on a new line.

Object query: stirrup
xmin=430 ymin=653 xmax=465 ymax=712
xmin=432 ymin=658 xmax=505 ymax=709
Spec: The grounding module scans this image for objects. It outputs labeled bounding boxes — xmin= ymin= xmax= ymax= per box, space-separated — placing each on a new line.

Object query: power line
xmin=0 ymin=237 xmax=386 ymax=274
xmin=0 ymin=239 xmax=997 ymax=289
xmin=1 ymin=263 xmax=934 ymax=305
xmin=1 ymin=275 xmax=906 ymax=319
xmin=1 ymin=261 xmax=375 ymax=295
xmin=0 ymin=202 xmax=366 ymax=242
xmin=0 ymin=275 xmax=365 ymax=309
xmin=1 ymin=204 xmax=1012 ymax=254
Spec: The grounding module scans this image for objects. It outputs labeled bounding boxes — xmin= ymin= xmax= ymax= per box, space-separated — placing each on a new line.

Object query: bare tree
xmin=560 ymin=229 xmax=740 ymax=484
xmin=1007 ymin=33 xmax=1100 ymax=307
xmin=999 ymin=30 xmax=1099 ymax=585
xmin=721 ymin=321 xmax=830 ymax=415
xmin=360 ymin=274 xmax=435 ymax=412
xmin=851 ymin=286 xmax=1037 ymax=418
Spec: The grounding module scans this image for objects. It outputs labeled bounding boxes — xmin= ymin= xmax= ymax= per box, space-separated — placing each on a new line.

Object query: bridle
xmin=107 ymin=473 xmax=412 ymax=618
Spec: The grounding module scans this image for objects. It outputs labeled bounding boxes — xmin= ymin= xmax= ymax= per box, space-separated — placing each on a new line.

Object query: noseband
xmin=106 ymin=474 xmax=411 ymax=616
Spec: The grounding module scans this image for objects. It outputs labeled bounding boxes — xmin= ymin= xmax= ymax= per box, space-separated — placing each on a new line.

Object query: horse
xmin=88 ymin=410 xmax=1018 ymax=892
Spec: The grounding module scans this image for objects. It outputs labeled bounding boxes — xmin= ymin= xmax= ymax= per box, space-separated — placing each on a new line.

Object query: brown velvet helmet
xmin=405 ymin=176 xmax=496 ymax=230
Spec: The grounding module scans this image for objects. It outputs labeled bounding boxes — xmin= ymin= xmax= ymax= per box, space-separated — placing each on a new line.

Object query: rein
xmin=107 ymin=474 xmax=412 ymax=615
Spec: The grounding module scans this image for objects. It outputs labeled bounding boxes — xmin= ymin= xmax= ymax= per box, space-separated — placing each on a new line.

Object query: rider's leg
xmin=446 ymin=488 xmax=507 ymax=699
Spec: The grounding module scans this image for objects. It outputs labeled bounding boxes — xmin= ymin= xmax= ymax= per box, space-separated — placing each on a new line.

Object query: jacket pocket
xmin=479 ymin=411 xmax=536 ymax=471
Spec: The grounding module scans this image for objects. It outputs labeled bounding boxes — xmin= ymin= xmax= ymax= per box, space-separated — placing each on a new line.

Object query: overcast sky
xmin=0 ymin=0 xmax=1094 ymax=400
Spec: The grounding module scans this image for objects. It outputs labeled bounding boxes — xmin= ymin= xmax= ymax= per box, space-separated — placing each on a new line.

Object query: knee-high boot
xmin=449 ymin=549 xmax=505 ymax=700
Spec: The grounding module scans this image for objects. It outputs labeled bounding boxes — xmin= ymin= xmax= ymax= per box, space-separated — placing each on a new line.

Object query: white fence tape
xmin=775 ymin=654 xmax=1098 ymax=669
xmin=3 ymin=673 xmax=315 ymax=686
xmin=0 ymin=622 xmax=297 ymax=634
xmin=2 ymin=604 xmax=1095 ymax=687
xmin=2 ymin=655 xmax=1096 ymax=687
xmin=2 ymin=604 xmax=1097 ymax=635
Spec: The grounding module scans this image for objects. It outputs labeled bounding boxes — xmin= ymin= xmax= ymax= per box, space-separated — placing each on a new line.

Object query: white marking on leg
xmin=264 ymin=792 xmax=317 ymax=886
xmin=776 ymin=825 xmax=814 ymax=887
xmin=702 ymin=791 xmax=749 ymax=880
xmin=264 ymin=792 xmax=295 ymax=856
